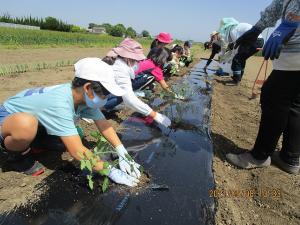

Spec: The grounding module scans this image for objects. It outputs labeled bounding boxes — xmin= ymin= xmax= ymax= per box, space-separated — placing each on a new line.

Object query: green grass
xmin=0 ymin=27 xmax=153 ymax=48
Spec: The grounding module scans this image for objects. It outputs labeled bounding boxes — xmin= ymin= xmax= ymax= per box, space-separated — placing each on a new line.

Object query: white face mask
xmin=85 ymin=91 xmax=107 ymax=109
xmin=129 ymin=62 xmax=138 ymax=79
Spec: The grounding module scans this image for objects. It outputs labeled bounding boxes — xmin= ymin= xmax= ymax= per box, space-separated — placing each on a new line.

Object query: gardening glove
xmin=174 ymin=93 xmax=185 ymax=100
xmin=234 ymin=26 xmax=262 ymax=49
xmin=179 ymin=61 xmax=185 ymax=67
xmin=108 ymin=166 xmax=139 ymax=187
xmin=263 ymin=20 xmax=299 ymax=60
xmin=153 ymin=112 xmax=171 ymax=127
xmin=115 ymin=145 xmax=141 ymax=179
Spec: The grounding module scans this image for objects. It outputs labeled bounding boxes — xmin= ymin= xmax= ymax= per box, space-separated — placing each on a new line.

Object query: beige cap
xmin=211 ymin=31 xmax=219 ymax=36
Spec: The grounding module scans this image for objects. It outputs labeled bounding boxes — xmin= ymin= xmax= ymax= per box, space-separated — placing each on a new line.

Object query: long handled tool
xmin=250 ymin=28 xmax=270 ymax=100
xmin=250 ymin=50 xmax=269 ymax=99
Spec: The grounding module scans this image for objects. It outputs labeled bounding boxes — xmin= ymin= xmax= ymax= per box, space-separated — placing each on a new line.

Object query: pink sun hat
xmin=106 ymin=38 xmax=146 ymax=61
xmin=156 ymin=32 xmax=173 ymax=44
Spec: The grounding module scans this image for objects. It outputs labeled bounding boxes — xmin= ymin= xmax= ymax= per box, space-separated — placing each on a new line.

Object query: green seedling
xmin=79 ymin=131 xmax=142 ymax=192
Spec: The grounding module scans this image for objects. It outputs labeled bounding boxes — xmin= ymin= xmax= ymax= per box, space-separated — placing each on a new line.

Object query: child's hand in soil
xmin=108 ymin=166 xmax=139 ymax=187
xmin=153 ymin=112 xmax=171 ymax=127
xmin=174 ymin=93 xmax=185 ymax=100
xmin=115 ymin=145 xmax=141 ymax=179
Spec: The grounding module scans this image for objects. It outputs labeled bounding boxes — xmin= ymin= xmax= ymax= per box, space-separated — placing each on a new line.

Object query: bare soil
xmin=211 ymin=56 xmax=300 ymax=225
xmin=0 ymin=47 xmax=299 ymax=225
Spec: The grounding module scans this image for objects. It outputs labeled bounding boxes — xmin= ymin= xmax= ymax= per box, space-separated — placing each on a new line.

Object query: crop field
xmin=0 ymin=27 xmax=153 ymax=48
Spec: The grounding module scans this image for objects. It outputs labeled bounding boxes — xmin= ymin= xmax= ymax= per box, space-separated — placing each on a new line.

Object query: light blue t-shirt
xmin=3 ymin=83 xmax=104 ymax=136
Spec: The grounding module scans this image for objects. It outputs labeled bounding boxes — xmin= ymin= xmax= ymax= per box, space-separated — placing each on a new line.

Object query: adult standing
xmin=218 ymin=18 xmax=264 ymax=84
xmin=226 ymin=0 xmax=300 ymax=174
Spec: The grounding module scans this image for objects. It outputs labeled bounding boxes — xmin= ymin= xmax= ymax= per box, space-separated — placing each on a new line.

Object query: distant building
xmin=0 ymin=22 xmax=40 ymax=30
xmin=88 ymin=26 xmax=106 ymax=34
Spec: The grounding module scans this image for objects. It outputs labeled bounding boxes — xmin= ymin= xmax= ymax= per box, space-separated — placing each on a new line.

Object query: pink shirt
xmin=135 ymin=59 xmax=164 ymax=82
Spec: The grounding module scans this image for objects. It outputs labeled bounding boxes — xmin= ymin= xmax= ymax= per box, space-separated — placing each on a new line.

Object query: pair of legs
xmin=0 ymin=106 xmax=63 ymax=175
xmin=231 ymin=38 xmax=264 ymax=83
xmin=0 ymin=110 xmax=45 ymax=175
xmin=226 ymin=70 xmax=300 ymax=173
xmin=251 ymin=70 xmax=300 ymax=166
xmin=0 ymin=111 xmax=38 ymax=153
xmin=103 ymin=74 xmax=155 ymax=111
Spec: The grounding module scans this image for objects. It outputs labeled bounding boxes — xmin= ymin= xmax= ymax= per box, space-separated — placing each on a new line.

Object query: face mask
xmin=132 ymin=63 xmax=139 ymax=72
xmin=129 ymin=62 xmax=138 ymax=79
xmin=85 ymin=90 xmax=107 ymax=109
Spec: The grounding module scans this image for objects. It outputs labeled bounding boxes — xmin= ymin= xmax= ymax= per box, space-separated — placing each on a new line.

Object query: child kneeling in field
xmin=163 ymin=45 xmax=184 ymax=77
xmin=180 ymin=41 xmax=193 ymax=67
xmin=134 ymin=47 xmax=184 ymax=99
xmin=133 ymin=47 xmax=171 ymax=91
xmin=0 ymin=58 xmax=141 ymax=187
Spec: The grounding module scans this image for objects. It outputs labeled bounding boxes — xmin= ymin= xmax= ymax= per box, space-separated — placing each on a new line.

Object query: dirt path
xmin=0 ymin=47 xmax=111 ymax=65
xmin=211 ymin=57 xmax=300 ymax=225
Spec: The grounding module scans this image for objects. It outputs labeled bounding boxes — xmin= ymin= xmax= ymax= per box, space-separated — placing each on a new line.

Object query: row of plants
xmin=0 ymin=60 xmax=75 ymax=76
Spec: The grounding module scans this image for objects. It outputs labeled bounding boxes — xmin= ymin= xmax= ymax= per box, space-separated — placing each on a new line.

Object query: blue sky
xmin=1 ymin=0 xmax=273 ymax=41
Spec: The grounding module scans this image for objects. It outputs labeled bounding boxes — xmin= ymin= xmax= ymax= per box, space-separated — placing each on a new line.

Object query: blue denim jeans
xmin=103 ymin=94 xmax=124 ymax=111
xmin=231 ymin=38 xmax=264 ymax=82
xmin=132 ymin=74 xmax=153 ymax=90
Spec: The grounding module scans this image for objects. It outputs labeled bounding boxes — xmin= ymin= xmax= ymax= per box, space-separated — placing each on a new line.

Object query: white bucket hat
xmin=74 ymin=58 xmax=125 ymax=96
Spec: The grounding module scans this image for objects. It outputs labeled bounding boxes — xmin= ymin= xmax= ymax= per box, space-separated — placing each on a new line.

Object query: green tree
xmin=142 ymin=30 xmax=150 ymax=37
xmin=126 ymin=27 xmax=137 ymax=38
xmin=41 ymin=16 xmax=60 ymax=30
xmin=0 ymin=13 xmax=12 ymax=23
xmin=71 ymin=25 xmax=81 ymax=32
xmin=88 ymin=23 xmax=97 ymax=29
xmin=101 ymin=23 xmax=112 ymax=34
xmin=110 ymin=24 xmax=126 ymax=37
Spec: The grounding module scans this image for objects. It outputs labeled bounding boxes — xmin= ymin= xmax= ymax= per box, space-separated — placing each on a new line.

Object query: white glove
xmin=153 ymin=112 xmax=171 ymax=127
xmin=108 ymin=166 xmax=139 ymax=187
xmin=115 ymin=145 xmax=141 ymax=179
xmin=174 ymin=93 xmax=185 ymax=100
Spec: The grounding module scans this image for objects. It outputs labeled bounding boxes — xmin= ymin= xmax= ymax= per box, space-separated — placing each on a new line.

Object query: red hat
xmin=156 ymin=32 xmax=173 ymax=44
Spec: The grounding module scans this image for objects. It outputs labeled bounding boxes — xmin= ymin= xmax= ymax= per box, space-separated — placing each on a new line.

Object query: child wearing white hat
xmin=0 ymin=58 xmax=140 ymax=187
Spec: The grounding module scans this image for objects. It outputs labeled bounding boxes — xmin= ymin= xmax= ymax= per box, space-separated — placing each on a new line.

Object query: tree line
xmin=88 ymin=23 xmax=150 ymax=38
xmin=0 ymin=13 xmax=73 ymax=32
xmin=0 ymin=13 xmax=151 ymax=37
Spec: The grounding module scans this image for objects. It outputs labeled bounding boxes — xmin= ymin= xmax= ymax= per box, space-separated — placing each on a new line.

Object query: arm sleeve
xmin=255 ymin=0 xmax=284 ymax=30
xmin=117 ymin=70 xmax=153 ymax=116
xmin=151 ymin=67 xmax=164 ymax=81
xmin=80 ymin=108 xmax=105 ymax=121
